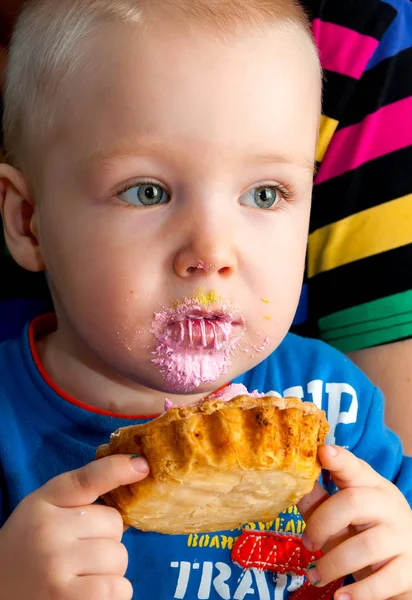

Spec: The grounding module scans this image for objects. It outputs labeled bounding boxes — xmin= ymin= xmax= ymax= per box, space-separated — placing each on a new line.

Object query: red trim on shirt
xmin=28 ymin=315 xmax=161 ymax=420
xmin=213 ymin=383 xmax=230 ymax=396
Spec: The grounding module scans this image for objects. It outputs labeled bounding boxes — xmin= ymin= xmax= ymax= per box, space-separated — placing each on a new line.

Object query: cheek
xmin=248 ymin=222 xmax=308 ymax=328
xmin=51 ymin=247 xmax=156 ymax=362
xmin=41 ymin=218 xmax=153 ymax=324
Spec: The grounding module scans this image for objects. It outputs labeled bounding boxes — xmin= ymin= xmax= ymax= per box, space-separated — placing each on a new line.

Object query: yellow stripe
xmin=308 ymin=194 xmax=412 ymax=278
xmin=316 ymin=115 xmax=339 ymax=163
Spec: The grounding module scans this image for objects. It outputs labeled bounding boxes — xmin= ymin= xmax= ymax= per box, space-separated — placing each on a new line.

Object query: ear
xmin=0 ymin=163 xmax=45 ymax=272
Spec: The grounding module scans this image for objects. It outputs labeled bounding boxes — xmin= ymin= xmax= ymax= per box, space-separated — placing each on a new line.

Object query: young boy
xmin=0 ymin=0 xmax=411 ymax=599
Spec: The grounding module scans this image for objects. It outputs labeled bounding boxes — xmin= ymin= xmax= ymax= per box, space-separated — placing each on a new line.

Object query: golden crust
xmin=96 ymin=395 xmax=329 ymax=534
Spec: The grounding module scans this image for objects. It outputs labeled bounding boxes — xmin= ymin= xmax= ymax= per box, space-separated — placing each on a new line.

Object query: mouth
xmin=154 ymin=305 xmax=245 ymax=351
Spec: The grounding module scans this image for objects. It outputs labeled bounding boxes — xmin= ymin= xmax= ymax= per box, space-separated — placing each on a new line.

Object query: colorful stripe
xmin=315 ymin=96 xmax=412 ymax=184
xmin=334 ymin=46 xmax=412 ymax=129
xmin=304 ymin=0 xmax=396 ymax=38
xmin=308 ymin=194 xmax=412 ymax=278
xmin=311 ymin=145 xmax=412 ymax=231
xmin=316 ymin=115 xmax=339 ymax=163
xmin=312 ymin=19 xmax=379 ymax=79
xmin=318 ymin=290 xmax=412 ymax=352
xmin=367 ymin=0 xmax=412 ymax=68
xmin=305 ymin=245 xmax=412 ymax=321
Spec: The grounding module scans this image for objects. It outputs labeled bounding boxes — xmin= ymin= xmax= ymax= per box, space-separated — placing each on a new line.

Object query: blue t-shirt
xmin=0 ymin=322 xmax=411 ymax=600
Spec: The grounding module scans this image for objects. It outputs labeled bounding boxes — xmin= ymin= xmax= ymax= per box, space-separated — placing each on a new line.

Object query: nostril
xmin=187 ymin=261 xmax=212 ymax=274
xmin=218 ymin=266 xmax=232 ymax=277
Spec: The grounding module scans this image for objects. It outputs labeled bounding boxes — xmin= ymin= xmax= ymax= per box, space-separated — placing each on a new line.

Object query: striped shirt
xmin=1 ymin=0 xmax=412 ymax=352
xmin=293 ymin=0 xmax=412 ymax=352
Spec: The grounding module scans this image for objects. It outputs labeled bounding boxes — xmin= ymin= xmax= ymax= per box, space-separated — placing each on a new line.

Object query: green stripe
xmin=318 ymin=290 xmax=412 ymax=352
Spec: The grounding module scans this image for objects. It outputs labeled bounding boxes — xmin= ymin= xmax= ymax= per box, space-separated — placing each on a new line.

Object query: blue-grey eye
xmin=240 ymin=185 xmax=280 ymax=209
xmin=119 ymin=183 xmax=169 ymax=206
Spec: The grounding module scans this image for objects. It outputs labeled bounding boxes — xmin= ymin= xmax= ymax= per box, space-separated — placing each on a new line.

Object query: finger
xmin=303 ymin=486 xmax=389 ymax=551
xmin=69 ymin=575 xmax=133 ymax=600
xmin=306 ymin=524 xmax=397 ymax=587
xmin=297 ymin=481 xmax=329 ymax=523
xmin=334 ymin=557 xmax=410 ymax=600
xmin=318 ymin=445 xmax=387 ymax=491
xmin=70 ymin=504 xmax=125 ymax=542
xmin=73 ymin=540 xmax=129 ymax=576
xmin=40 ymin=455 xmax=149 ymax=508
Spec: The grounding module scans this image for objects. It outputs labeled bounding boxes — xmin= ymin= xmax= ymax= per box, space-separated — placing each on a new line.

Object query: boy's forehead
xmin=55 ymin=20 xmax=320 ymax=172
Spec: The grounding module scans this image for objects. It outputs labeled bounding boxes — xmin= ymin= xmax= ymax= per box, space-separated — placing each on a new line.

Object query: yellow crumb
xmin=174 ymin=288 xmax=220 ymax=309
xmin=264 ymin=315 xmax=272 ymax=320
xmin=193 ymin=288 xmax=220 ymax=306
xmin=261 ymin=298 xmax=270 ymax=303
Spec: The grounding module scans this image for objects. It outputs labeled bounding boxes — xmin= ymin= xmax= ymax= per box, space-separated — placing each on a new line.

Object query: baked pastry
xmin=96 ymin=391 xmax=329 ymax=534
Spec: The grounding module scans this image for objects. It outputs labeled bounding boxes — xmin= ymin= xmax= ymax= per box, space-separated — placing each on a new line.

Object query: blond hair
xmin=3 ymin=0 xmax=317 ymax=171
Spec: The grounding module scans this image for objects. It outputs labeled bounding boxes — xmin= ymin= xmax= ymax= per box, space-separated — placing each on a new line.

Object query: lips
xmin=166 ymin=316 xmax=233 ymax=350
xmin=154 ymin=306 xmax=244 ymax=351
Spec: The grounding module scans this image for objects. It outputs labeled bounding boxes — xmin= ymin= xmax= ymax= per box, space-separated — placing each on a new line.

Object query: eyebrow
xmin=80 ymin=140 xmax=316 ymax=174
xmin=79 ymin=140 xmax=169 ymax=170
xmin=246 ymin=152 xmax=316 ymax=174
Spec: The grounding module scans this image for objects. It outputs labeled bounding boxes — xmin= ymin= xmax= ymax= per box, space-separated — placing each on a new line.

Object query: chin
xmin=169 ymin=381 xmax=223 ymax=396
xmin=153 ymin=377 xmax=223 ymax=397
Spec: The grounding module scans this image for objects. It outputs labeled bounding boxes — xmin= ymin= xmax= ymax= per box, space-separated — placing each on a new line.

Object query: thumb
xmin=297 ymin=443 xmax=380 ymax=521
xmin=38 ymin=454 xmax=149 ymax=508
xmin=317 ymin=444 xmax=381 ymax=490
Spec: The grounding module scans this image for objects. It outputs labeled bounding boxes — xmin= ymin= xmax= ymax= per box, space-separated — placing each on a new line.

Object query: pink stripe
xmin=312 ymin=19 xmax=379 ymax=80
xmin=315 ymin=97 xmax=412 ymax=184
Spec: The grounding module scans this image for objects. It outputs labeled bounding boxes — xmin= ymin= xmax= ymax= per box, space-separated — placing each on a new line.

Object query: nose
xmin=173 ymin=209 xmax=238 ymax=279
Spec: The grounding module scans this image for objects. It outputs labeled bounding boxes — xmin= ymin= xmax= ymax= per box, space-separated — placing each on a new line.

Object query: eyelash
xmin=114 ymin=180 xmax=296 ymax=205
xmin=115 ymin=179 xmax=167 ymax=196
xmin=268 ymin=182 xmax=294 ymax=202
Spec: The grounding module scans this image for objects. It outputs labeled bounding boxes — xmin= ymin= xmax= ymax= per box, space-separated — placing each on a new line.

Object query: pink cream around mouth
xmin=153 ymin=305 xmax=244 ymax=350
xmin=151 ymin=304 xmax=245 ymax=391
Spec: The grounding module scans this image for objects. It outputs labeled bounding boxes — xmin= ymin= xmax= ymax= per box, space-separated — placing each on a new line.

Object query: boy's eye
xmin=239 ymin=185 xmax=282 ymax=209
xmin=118 ymin=183 xmax=170 ymax=206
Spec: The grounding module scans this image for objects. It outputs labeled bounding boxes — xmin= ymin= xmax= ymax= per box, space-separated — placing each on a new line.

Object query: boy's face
xmin=33 ymin=20 xmax=320 ymax=396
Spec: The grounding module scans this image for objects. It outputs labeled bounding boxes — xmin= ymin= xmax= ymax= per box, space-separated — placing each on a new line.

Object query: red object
xmin=232 ymin=530 xmax=344 ymax=599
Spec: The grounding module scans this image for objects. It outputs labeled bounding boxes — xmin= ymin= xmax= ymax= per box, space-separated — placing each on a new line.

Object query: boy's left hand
xmin=297 ymin=445 xmax=412 ymax=600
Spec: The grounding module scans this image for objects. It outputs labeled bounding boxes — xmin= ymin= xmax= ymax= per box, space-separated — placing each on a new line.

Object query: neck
xmin=36 ymin=330 xmax=208 ymax=416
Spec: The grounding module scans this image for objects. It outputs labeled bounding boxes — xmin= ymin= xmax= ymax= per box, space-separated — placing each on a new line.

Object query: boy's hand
xmin=298 ymin=445 xmax=412 ymax=600
xmin=0 ymin=454 xmax=149 ymax=600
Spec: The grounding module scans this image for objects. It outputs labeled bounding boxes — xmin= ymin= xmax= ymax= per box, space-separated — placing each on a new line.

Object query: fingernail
xmin=336 ymin=594 xmax=351 ymax=600
xmin=301 ymin=532 xmax=314 ymax=551
xmin=325 ymin=445 xmax=339 ymax=457
xmin=306 ymin=563 xmax=321 ymax=586
xmin=130 ymin=456 xmax=149 ymax=473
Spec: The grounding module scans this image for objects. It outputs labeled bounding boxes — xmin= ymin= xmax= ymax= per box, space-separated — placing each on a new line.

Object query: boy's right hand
xmin=0 ymin=454 xmax=149 ymax=600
